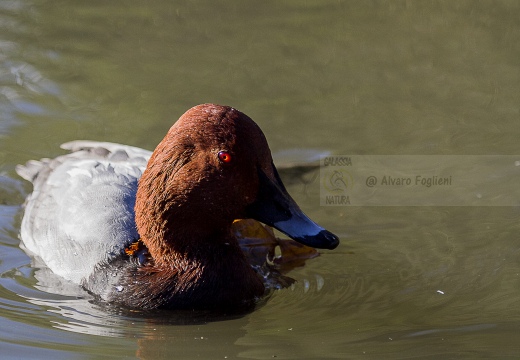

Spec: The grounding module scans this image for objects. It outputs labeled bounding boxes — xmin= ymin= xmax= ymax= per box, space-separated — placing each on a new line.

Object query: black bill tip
xmin=320 ymin=230 xmax=340 ymax=249
xmin=293 ymin=229 xmax=340 ymax=250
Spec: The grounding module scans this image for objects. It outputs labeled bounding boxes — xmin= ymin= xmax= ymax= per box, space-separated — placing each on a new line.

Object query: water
xmin=1 ymin=0 xmax=520 ymax=358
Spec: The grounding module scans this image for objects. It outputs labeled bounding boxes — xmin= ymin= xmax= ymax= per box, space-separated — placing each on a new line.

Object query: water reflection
xmin=0 ymin=3 xmax=61 ymax=136
xmin=4 ymin=260 xmax=256 ymax=359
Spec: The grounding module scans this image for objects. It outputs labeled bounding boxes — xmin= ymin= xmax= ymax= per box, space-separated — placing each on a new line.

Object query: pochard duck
xmin=17 ymin=104 xmax=339 ymax=310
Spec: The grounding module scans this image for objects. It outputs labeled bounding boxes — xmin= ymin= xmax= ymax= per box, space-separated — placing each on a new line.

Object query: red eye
xmin=218 ymin=151 xmax=232 ymax=164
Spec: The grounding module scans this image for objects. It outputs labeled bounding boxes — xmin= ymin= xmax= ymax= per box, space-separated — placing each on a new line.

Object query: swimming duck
xmin=17 ymin=104 xmax=339 ymax=310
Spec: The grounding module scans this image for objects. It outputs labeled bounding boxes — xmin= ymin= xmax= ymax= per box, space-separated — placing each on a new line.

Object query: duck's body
xmin=18 ymin=141 xmax=149 ymax=285
xmin=17 ymin=104 xmax=339 ymax=310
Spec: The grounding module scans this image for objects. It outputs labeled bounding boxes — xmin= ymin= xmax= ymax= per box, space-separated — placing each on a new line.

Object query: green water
xmin=1 ymin=1 xmax=519 ymax=359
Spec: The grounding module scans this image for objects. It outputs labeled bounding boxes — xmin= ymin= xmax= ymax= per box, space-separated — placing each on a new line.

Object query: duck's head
xmin=135 ymin=104 xmax=339 ymax=265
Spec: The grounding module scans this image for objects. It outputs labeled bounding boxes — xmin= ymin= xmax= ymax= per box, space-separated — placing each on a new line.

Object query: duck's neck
xmin=142 ymin=223 xmax=235 ymax=266
xmin=133 ymin=164 xmax=265 ymax=308
xmin=134 ymin=225 xmax=265 ymax=309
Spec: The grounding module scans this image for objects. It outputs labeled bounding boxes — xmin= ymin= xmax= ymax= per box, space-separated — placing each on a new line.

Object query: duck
xmin=16 ymin=104 xmax=339 ymax=311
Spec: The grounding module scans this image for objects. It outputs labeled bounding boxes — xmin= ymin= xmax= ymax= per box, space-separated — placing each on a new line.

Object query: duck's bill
xmin=245 ymin=164 xmax=339 ymax=250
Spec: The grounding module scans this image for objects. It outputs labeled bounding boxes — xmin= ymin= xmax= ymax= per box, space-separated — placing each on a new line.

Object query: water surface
xmin=1 ymin=1 xmax=520 ymax=359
